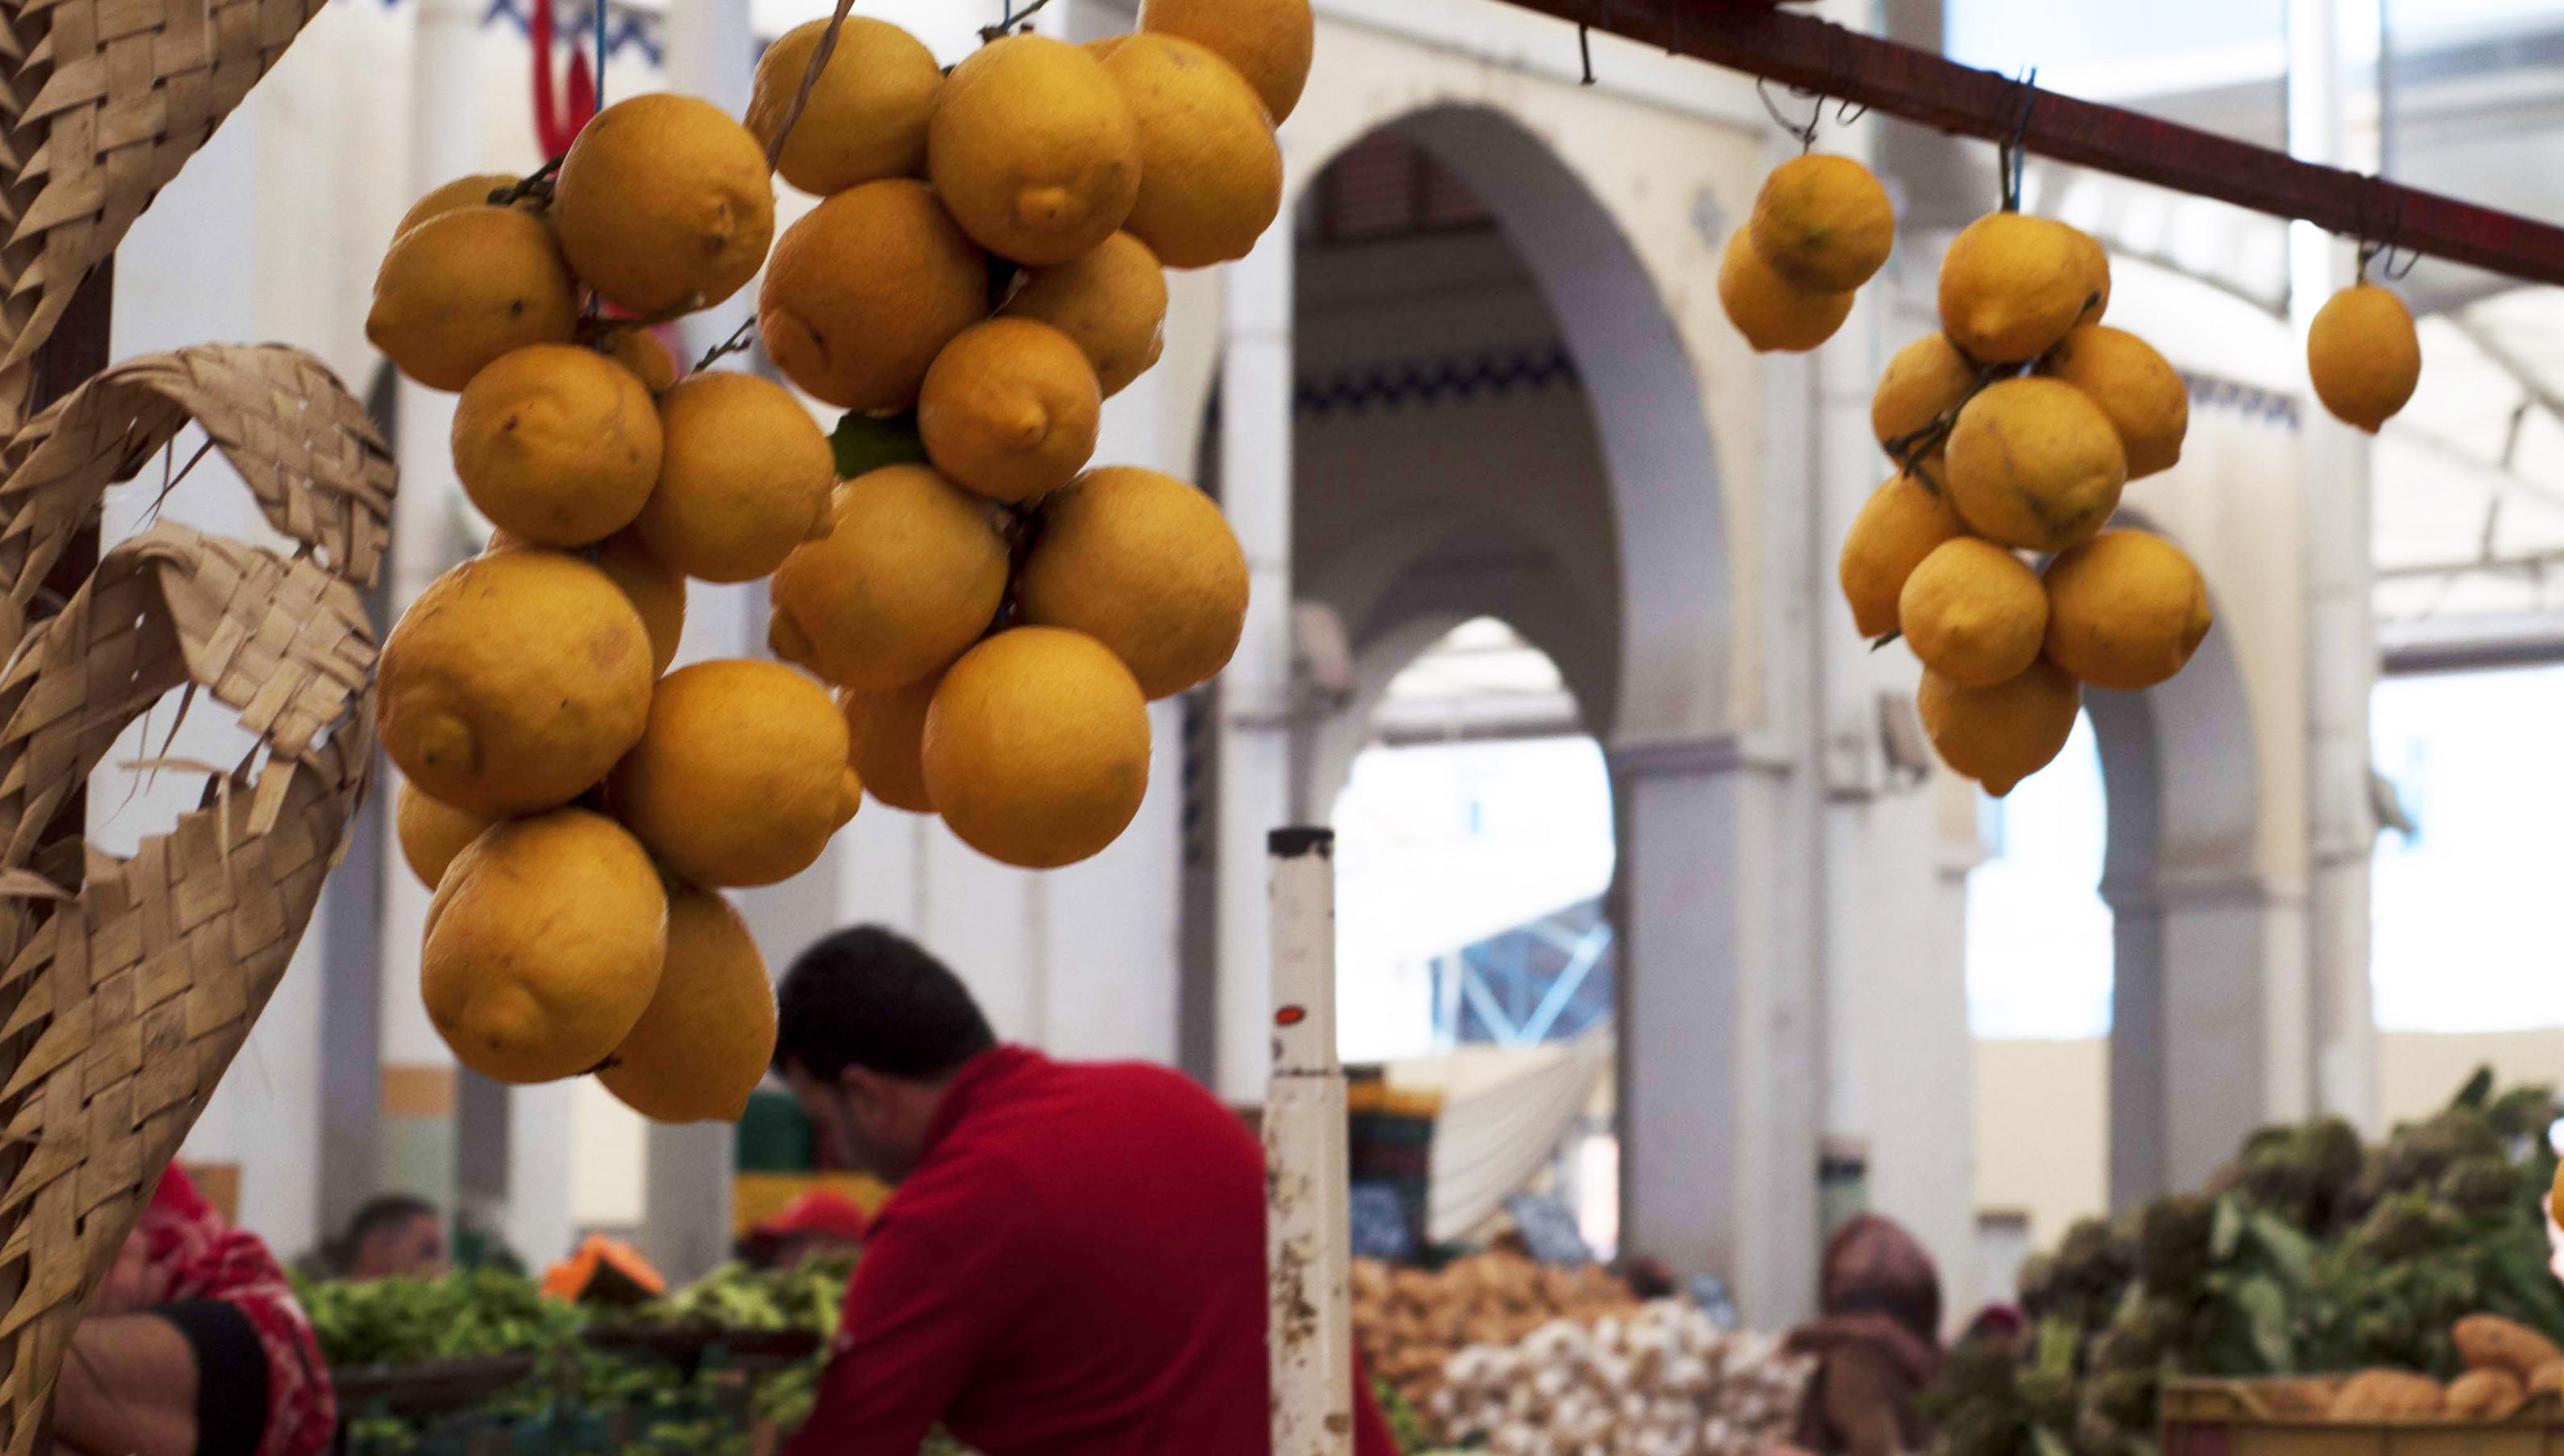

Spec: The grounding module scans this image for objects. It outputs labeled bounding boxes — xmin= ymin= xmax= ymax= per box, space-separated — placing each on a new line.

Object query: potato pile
xmin=1354 ymin=1254 xmax=1643 ymax=1414
xmin=1841 ymin=212 xmax=2215 ymax=796
xmin=1718 ymin=151 xmax=1896 ymax=354
xmin=366 ymin=1 xmax=1304 ymax=1119
xmin=2306 ymin=1314 xmax=2564 ymax=1423
xmin=1432 ymin=1303 xmax=1810 ymax=1456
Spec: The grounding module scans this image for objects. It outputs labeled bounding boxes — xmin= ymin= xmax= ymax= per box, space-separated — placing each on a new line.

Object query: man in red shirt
xmin=775 ymin=926 xmax=1399 ymax=1456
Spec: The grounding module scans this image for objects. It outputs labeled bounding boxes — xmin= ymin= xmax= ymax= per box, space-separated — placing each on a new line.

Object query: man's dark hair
xmin=347 ymin=1194 xmax=436 ymax=1243
xmin=774 ymin=926 xmax=997 ymax=1082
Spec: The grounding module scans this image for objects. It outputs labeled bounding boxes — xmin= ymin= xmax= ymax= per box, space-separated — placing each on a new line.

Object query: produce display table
xmin=2165 ymin=1379 xmax=2564 ymax=1456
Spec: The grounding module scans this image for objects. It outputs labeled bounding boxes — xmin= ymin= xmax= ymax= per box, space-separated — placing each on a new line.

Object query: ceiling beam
xmin=1499 ymin=0 xmax=2564 ymax=287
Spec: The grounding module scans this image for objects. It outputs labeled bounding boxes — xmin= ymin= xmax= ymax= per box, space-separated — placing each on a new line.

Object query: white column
xmin=2288 ymin=0 xmax=2380 ymax=1134
xmin=1215 ymin=222 xmax=1296 ymax=1105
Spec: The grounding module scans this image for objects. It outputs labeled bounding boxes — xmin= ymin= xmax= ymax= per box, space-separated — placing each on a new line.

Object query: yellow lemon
xmin=759 ymin=180 xmax=990 ymax=412
xmin=769 ymin=465 xmax=1011 ymax=690
xmin=1719 ymin=230 xmax=1851 ymax=354
xmin=1001 ymin=231 xmax=1169 ymax=398
xmin=395 ymin=780 xmax=495 ymax=891
xmin=1898 ymin=538 xmax=2048 ymax=688
xmin=1749 ymin=154 xmax=1896 ymax=292
xmin=635 ymin=371 xmax=837 ymax=583
xmin=382 ymin=551 xmax=655 ymax=817
xmin=598 ymin=887 xmax=777 ymax=1123
xmin=424 ymin=808 xmax=668 ymax=1084
xmin=842 ymin=676 xmax=940 ymax=813
xmin=1945 ymin=377 xmax=2127 ymax=552
xmin=609 ymin=660 xmax=861 ymax=888
xmin=924 ymin=627 xmax=1152 ymax=869
xmin=555 ymin=93 xmax=777 ymax=313
xmin=393 ymin=172 xmax=523 ymax=244
xmin=1839 ymin=471 xmax=1968 ymax=639
xmin=1937 ymin=213 xmax=2105 ymax=364
xmin=1015 ymin=466 xmax=1247 ymax=698
xmin=2069 ymin=227 xmax=2112 ymax=326
xmin=451 ymin=344 xmax=663 ymax=548
xmin=367 ymin=207 xmax=579 ymax=392
xmin=1871 ymin=333 xmax=1979 ymax=454
xmin=606 ymin=329 xmax=680 ymax=394
xmin=929 ymin=35 xmax=1139 ymax=265
xmin=917 ymin=319 xmax=1102 ymax=503
xmin=748 ymin=17 xmax=944 ymax=196
xmin=1101 ymin=35 xmax=1284 ymax=269
xmin=486 ymin=527 xmax=686 ymax=677
xmin=2043 ymin=325 xmax=2188 ymax=479
xmin=2042 ymin=528 xmax=2214 ymax=690
xmin=1138 ymin=0 xmax=1313 ymax=123
xmin=1916 ymin=659 xmax=2082 ymax=797
xmin=2307 ymin=283 xmax=2421 ymax=433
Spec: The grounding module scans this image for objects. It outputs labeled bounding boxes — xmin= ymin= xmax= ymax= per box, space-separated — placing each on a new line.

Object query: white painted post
xmin=1266 ymin=827 xmax=1353 ymax=1456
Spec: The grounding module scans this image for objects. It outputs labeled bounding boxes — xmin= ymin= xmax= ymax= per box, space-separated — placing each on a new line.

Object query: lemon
xmin=1945 ymin=377 xmax=2127 ymax=552
xmin=759 ymin=180 xmax=990 ymax=412
xmin=2307 ymin=283 xmax=2421 ymax=433
xmin=2068 ymin=227 xmax=2113 ymax=326
xmin=2042 ymin=528 xmax=2214 ymax=690
xmin=929 ymin=35 xmax=1139 ymax=266
xmin=2043 ymin=325 xmax=2188 ymax=479
xmin=916 ymin=320 xmax=1102 ymax=503
xmin=598 ymin=887 xmax=777 ymax=1123
xmin=1015 ymin=466 xmax=1248 ymax=698
xmin=395 ymin=780 xmax=495 ymax=891
xmin=748 ymin=17 xmax=944 ymax=196
xmin=1898 ymin=538 xmax=2048 ymax=688
xmin=769 ymin=465 xmax=1011 ymax=690
xmin=609 ymin=660 xmax=860 ymax=888
xmin=1871 ymin=333 xmax=1979 ymax=454
xmin=451 ymin=344 xmax=662 ymax=548
xmin=1718 ymin=230 xmax=1851 ymax=354
xmin=486 ymin=527 xmax=685 ymax=677
xmin=606 ymin=329 xmax=680 ymax=394
xmin=424 ymin=808 xmax=668 ymax=1084
xmin=635 ymin=371 xmax=837 ymax=584
xmin=1749 ymin=154 xmax=1895 ymax=292
xmin=367 ymin=207 xmax=579 ymax=392
xmin=382 ymin=550 xmax=655 ymax=817
xmin=1138 ymin=0 xmax=1313 ymax=123
xmin=1937 ymin=213 xmax=2104 ymax=364
xmin=924 ymin=627 xmax=1152 ymax=869
xmin=842 ymin=676 xmax=940 ymax=813
xmin=1917 ymin=658 xmax=2082 ymax=797
xmin=1101 ymin=35 xmax=1284 ymax=269
xmin=1838 ymin=470 xmax=1968 ymax=639
xmin=393 ymin=173 xmax=523 ymax=244
xmin=1001 ymin=231 xmax=1168 ymax=398
xmin=555 ymin=93 xmax=777 ymax=313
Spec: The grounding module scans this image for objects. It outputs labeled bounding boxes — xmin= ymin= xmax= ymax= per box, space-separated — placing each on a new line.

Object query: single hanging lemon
xmin=424 ymin=808 xmax=668 ymax=1085
xmin=2307 ymin=282 xmax=2421 ymax=433
xmin=598 ymin=887 xmax=778 ymax=1124
xmin=1719 ymin=230 xmax=1851 ymax=354
xmin=929 ymin=35 xmax=1140 ymax=265
xmin=1015 ymin=466 xmax=1249 ymax=698
xmin=1917 ymin=659 xmax=2082 ymax=797
xmin=486 ymin=527 xmax=686 ymax=677
xmin=1100 ymin=35 xmax=1284 ymax=269
xmin=842 ymin=676 xmax=941 ymax=814
xmin=1839 ymin=470 xmax=1968 ymax=639
xmin=1899 ymin=538 xmax=2048 ymax=688
xmin=393 ymin=173 xmax=526 ymax=244
xmin=769 ymin=465 xmax=1011 ymax=691
xmin=554 ymin=93 xmax=776 ymax=314
xmin=924 ymin=627 xmax=1153 ymax=870
xmin=2043 ymin=325 xmax=2188 ymax=479
xmin=2042 ymin=528 xmax=2214 ymax=690
xmin=1001 ymin=231 xmax=1170 ymax=398
xmin=1871 ymin=333 xmax=1979 ymax=453
xmin=451 ymin=344 xmax=663 ymax=548
xmin=1749 ymin=154 xmax=1896 ymax=293
xmin=917 ymin=320 xmax=1104 ymax=503
xmin=605 ymin=329 xmax=680 ymax=394
xmin=395 ymin=780 xmax=495 ymax=891
xmin=635 ymin=371 xmax=837 ymax=584
xmin=1937 ymin=213 xmax=2104 ymax=364
xmin=368 ymin=207 xmax=578 ymax=392
xmin=1138 ymin=0 xmax=1314 ymax=123
xmin=760 ymin=180 xmax=990 ymax=412
xmin=608 ymin=660 xmax=861 ymax=889
xmin=748 ymin=17 xmax=944 ymax=196
xmin=382 ymin=551 xmax=655 ymax=817
xmin=1944 ymin=377 xmax=2127 ymax=552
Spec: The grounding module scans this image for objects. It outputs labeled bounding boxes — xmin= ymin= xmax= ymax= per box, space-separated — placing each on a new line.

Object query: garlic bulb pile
xmin=1354 ymin=1254 xmax=1643 ymax=1413
xmin=1431 ymin=1301 xmax=1811 ymax=1456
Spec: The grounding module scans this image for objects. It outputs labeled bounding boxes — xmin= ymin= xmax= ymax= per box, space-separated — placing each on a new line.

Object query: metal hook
xmin=2355 ymin=185 xmax=2421 ymax=283
xmin=1756 ymin=77 xmax=1826 ymax=153
xmin=1998 ymin=68 xmax=2041 ymax=212
xmin=1578 ymin=24 xmax=1595 ymax=86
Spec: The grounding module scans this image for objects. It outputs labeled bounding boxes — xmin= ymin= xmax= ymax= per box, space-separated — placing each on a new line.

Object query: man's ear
xmin=838 ymin=1065 xmax=893 ymax=1114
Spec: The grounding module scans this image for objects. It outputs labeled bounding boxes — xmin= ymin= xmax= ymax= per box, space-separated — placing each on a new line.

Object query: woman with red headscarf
xmin=1782 ymin=1214 xmax=1946 ymax=1456
xmin=52 ymin=1164 xmax=335 ymax=1456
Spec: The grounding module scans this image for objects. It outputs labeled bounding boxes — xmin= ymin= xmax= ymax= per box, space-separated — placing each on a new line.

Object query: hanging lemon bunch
xmin=1839 ymin=136 xmax=2212 ymax=796
xmin=365 ymin=0 xmax=1305 ymax=1120
xmin=1719 ymin=92 xmax=1896 ymax=353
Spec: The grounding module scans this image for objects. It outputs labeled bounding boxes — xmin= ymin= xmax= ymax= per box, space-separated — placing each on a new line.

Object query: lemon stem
xmin=763 ymin=0 xmax=858 ymax=173
xmin=979 ymin=0 xmax=1057 ymax=44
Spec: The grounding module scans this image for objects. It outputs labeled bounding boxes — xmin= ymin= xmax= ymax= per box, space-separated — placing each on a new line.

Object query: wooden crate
xmin=2164 ymin=1379 xmax=2564 ymax=1456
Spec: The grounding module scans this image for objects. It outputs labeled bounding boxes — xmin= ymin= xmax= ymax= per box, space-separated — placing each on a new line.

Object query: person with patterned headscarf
xmin=52 ymin=1164 xmax=335 ymax=1456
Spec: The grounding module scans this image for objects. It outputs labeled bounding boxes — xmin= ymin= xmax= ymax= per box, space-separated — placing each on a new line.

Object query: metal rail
xmin=1502 ymin=0 xmax=2564 ymax=287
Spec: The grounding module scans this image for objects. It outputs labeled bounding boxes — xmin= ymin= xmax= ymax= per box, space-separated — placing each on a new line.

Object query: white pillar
xmin=1266 ymin=829 xmax=1352 ymax=1456
xmin=2287 ymin=0 xmax=2380 ymax=1134
xmin=1215 ymin=222 xmax=1296 ymax=1105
